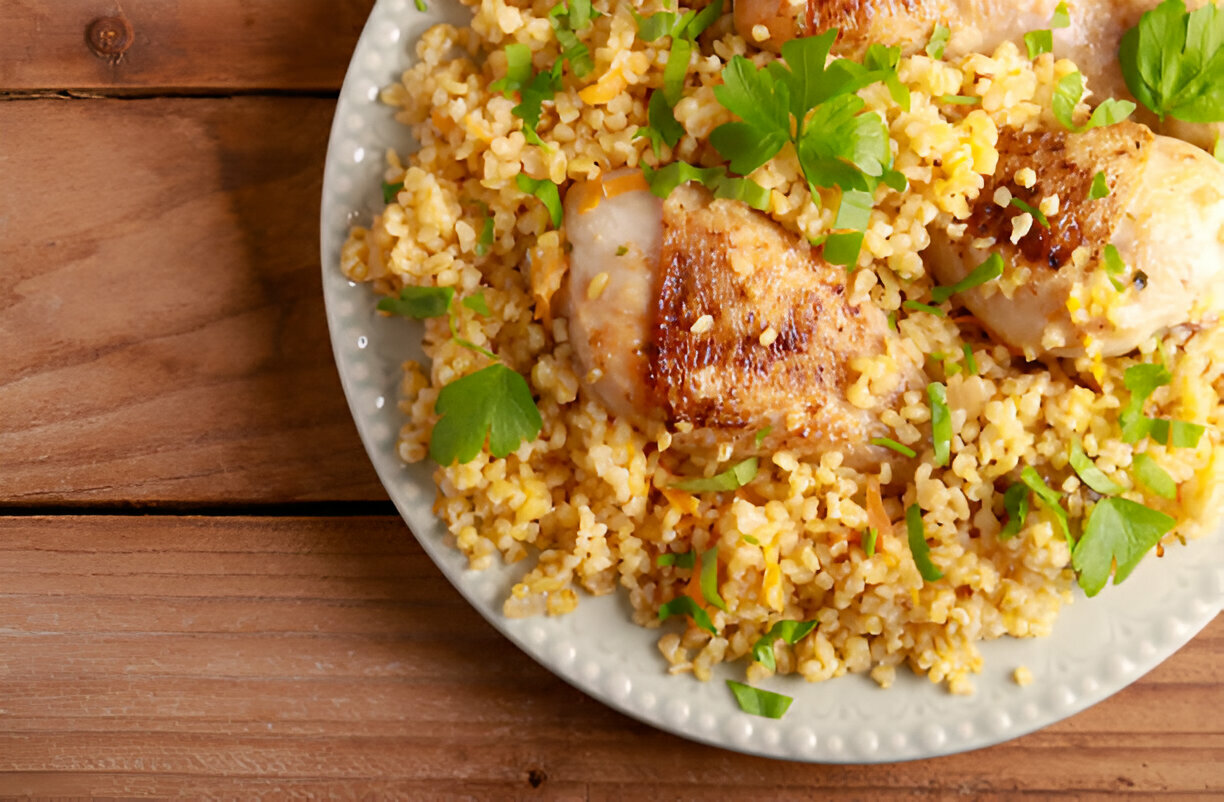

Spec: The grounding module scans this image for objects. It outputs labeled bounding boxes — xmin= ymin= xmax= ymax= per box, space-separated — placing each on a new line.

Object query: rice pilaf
xmin=340 ymin=0 xmax=1224 ymax=695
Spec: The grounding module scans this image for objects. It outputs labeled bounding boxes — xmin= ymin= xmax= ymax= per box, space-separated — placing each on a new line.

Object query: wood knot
xmin=86 ymin=15 xmax=133 ymax=61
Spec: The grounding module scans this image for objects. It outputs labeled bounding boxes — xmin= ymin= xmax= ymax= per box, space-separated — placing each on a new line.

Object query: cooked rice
xmin=341 ymin=0 xmax=1224 ymax=693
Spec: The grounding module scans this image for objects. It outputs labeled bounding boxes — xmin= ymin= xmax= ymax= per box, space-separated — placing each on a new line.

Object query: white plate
xmin=320 ymin=0 xmax=1224 ymax=762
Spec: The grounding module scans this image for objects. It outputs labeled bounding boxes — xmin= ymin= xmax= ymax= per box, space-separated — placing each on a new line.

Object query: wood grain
xmin=0 ymin=516 xmax=1219 ymax=798
xmin=0 ymin=98 xmax=386 ymax=505
xmin=0 ymin=0 xmax=377 ymax=93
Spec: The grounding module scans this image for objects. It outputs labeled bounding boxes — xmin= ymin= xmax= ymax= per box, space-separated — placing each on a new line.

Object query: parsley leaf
xmin=700 ymin=546 xmax=727 ymax=611
xmin=515 ymin=174 xmax=563 ymax=228
xmin=1052 ymin=71 xmax=1136 ymax=132
xmin=641 ymin=161 xmax=770 ymax=211
xmin=928 ymin=382 xmax=952 ymax=467
xmin=1025 ymin=29 xmax=1054 ymax=59
xmin=635 ymin=89 xmax=686 ymax=158
xmin=1133 ymin=452 xmax=1177 ymax=499
xmin=726 ymin=680 xmax=793 ymax=718
xmin=378 ymin=285 xmax=455 ymax=319
xmin=925 ymin=23 xmax=951 ymax=59
xmin=824 ymin=231 xmax=864 ymax=267
xmin=382 ymin=181 xmax=405 ymax=204
xmin=754 ymin=425 xmax=773 ymax=446
xmin=1120 ymin=0 xmax=1224 ymax=123
xmin=549 ymin=0 xmax=595 ymax=77
xmin=1020 ymin=466 xmax=1072 ymax=544
xmin=1120 ymin=363 xmax=1172 ymax=442
xmin=905 ymin=504 xmax=944 ymax=582
xmin=492 ymin=44 xmax=562 ymax=146
xmin=663 ymin=37 xmax=693 ymax=105
xmin=490 ymin=43 xmax=534 ymax=96
xmin=903 ymin=299 xmax=946 ymax=317
xmin=1000 ymin=482 xmax=1030 ymax=540
xmin=751 ymin=620 xmax=817 ymax=671
xmin=659 ymin=595 xmax=717 ymax=634
xmin=429 ymin=363 xmax=543 ymax=465
xmin=462 ymin=292 xmax=490 ymax=315
xmin=1072 ymin=497 xmax=1175 ymax=596
xmin=1089 ymin=170 xmax=1110 ymax=199
xmin=672 ymin=457 xmax=758 ymax=492
xmin=962 ymin=343 xmax=979 ymax=375
xmin=710 ymin=55 xmax=792 ymax=175
xmin=931 ymin=252 xmax=1004 ymax=303
xmin=1069 ymin=438 xmax=1125 ymax=495
xmin=1102 ymin=243 xmax=1127 ymax=290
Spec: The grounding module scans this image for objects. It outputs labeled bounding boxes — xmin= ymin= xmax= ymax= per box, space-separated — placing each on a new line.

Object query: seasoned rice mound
xmin=341 ymin=0 xmax=1224 ymax=692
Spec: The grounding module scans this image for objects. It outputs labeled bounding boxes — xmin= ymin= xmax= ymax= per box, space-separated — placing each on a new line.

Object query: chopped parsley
xmin=1216 ymin=135 xmax=1224 ymax=162
xmin=931 ymin=252 xmax=1004 ymax=303
xmin=491 ymin=43 xmax=562 ymax=146
xmin=1072 ymin=497 xmax=1175 ymax=596
xmin=750 ymin=620 xmax=818 ymax=671
xmin=641 ymin=161 xmax=771 ymax=211
xmin=1120 ymin=0 xmax=1224 ymax=123
xmin=635 ymin=0 xmax=724 ymax=43
xmin=1024 ymin=1 xmax=1070 ymax=59
xmin=927 ymin=381 xmax=951 ymax=467
xmin=1019 ymin=466 xmax=1072 ymax=544
xmin=429 ymin=363 xmax=543 ymax=465
xmin=1089 ymin=171 xmax=1110 ymax=199
xmin=1132 ymin=453 xmax=1177 ymax=499
xmin=1069 ymin=438 xmax=1124 ymax=495
xmin=659 ymin=595 xmax=717 ymax=634
xmin=549 ymin=0 xmax=596 ymax=77
xmin=1000 ymin=482 xmax=1030 ymax=540
xmin=377 ymin=285 xmax=454 ymax=319
xmin=382 ymin=181 xmax=405 ymax=204
xmin=1102 ymin=243 xmax=1127 ymax=290
xmin=1009 ymin=197 xmax=1050 ymax=228
xmin=414 ymin=0 xmax=427 ymax=11
xmin=1118 ymin=363 xmax=1204 ymax=448
xmin=615 ymin=244 xmax=630 ymax=256
xmin=672 ymin=457 xmax=758 ymax=493
xmin=636 ymin=89 xmax=686 ymax=157
xmin=925 ymin=23 xmax=951 ymax=60
xmin=700 ymin=546 xmax=727 ymax=611
xmin=937 ymin=94 xmax=981 ymax=105
xmin=754 ymin=425 xmax=773 ymax=446
xmin=663 ymin=38 xmax=693 ymax=105
xmin=905 ymin=504 xmax=944 ymax=582
xmin=657 ymin=550 xmax=697 ymax=569
xmin=726 ymin=680 xmax=793 ymax=718
xmin=870 ymin=437 xmax=917 ymax=458
xmin=1051 ymin=70 xmax=1136 ymax=133
xmin=462 ymin=292 xmax=490 ymax=316
xmin=515 ymin=174 xmax=564 ymax=228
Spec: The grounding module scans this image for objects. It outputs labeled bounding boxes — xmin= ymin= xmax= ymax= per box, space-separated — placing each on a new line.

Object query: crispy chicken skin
xmin=927 ymin=122 xmax=1224 ymax=358
xmin=734 ymin=0 xmax=1222 ymax=150
xmin=563 ymin=174 xmax=921 ymax=470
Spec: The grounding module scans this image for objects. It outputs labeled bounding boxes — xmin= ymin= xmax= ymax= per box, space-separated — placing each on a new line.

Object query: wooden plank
xmin=0 ymin=0 xmax=378 ymax=92
xmin=0 ymin=98 xmax=386 ymax=504
xmin=0 ymin=515 xmax=1219 ymax=796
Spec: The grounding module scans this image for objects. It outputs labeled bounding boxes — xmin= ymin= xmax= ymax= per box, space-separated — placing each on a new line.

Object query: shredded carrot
xmin=661 ymin=487 xmax=700 ymax=515
xmin=430 ymin=109 xmax=455 ymax=134
xmin=865 ymin=477 xmax=894 ymax=540
xmin=528 ymin=238 xmax=567 ymax=324
xmin=579 ymin=59 xmax=628 ymax=105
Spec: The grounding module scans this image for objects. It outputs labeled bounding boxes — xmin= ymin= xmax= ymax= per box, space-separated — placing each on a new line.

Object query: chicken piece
xmin=734 ymin=0 xmax=1222 ymax=150
xmin=926 ymin=121 xmax=1224 ymax=359
xmin=562 ymin=171 xmax=923 ymax=472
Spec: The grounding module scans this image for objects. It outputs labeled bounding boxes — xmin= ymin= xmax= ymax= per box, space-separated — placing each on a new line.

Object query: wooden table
xmin=1 ymin=2 xmax=1220 ymax=797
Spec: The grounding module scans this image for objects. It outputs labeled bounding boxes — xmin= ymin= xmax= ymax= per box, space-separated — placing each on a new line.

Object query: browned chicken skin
xmin=734 ymin=0 xmax=1221 ymax=150
xmin=562 ymin=175 xmax=922 ymax=471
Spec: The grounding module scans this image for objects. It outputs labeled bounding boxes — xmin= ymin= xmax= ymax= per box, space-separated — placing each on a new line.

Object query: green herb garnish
xmin=1069 ymin=438 xmax=1124 ymax=495
xmin=635 ymin=89 xmax=686 ymax=157
xmin=515 ymin=174 xmax=564 ymax=228
xmin=641 ymin=161 xmax=771 ymax=211
xmin=902 ymin=300 xmax=947 ymax=317
xmin=659 ymin=595 xmax=717 ymax=634
xmin=1023 ymin=1 xmax=1070 ymax=58
xmin=382 ymin=181 xmax=404 ymax=204
xmin=1089 ymin=171 xmax=1110 ymax=199
xmin=750 ymin=620 xmax=818 ymax=671
xmin=754 ymin=425 xmax=773 ymax=446
xmin=700 ymin=546 xmax=727 ymax=611
xmin=870 ymin=437 xmax=917 ymax=458
xmin=925 ymin=23 xmax=951 ymax=59
xmin=962 ymin=343 xmax=979 ymax=375
xmin=928 ymin=382 xmax=951 ymax=467
xmin=726 ymin=680 xmax=793 ymax=718
xmin=377 ymin=285 xmax=454 ymax=319
xmin=863 ymin=526 xmax=879 ymax=557
xmin=1051 ymin=70 xmax=1136 ymax=133
xmin=1119 ymin=0 xmax=1224 ymax=123
xmin=1132 ymin=453 xmax=1177 ymax=499
xmin=1009 ymin=197 xmax=1050 ymax=229
xmin=1000 ymin=482 xmax=1030 ymax=540
xmin=905 ymin=504 xmax=944 ymax=582
xmin=931 ymin=252 xmax=1004 ymax=303
xmin=1103 ymin=243 xmax=1127 ymax=290
xmin=672 ymin=457 xmax=758 ymax=493
xmin=937 ymin=94 xmax=981 ymax=105
xmin=429 ymin=363 xmax=543 ymax=465
xmin=1072 ymin=497 xmax=1175 ymax=596
xmin=657 ymin=550 xmax=697 ymax=569
xmin=1019 ymin=466 xmax=1072 ymax=544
